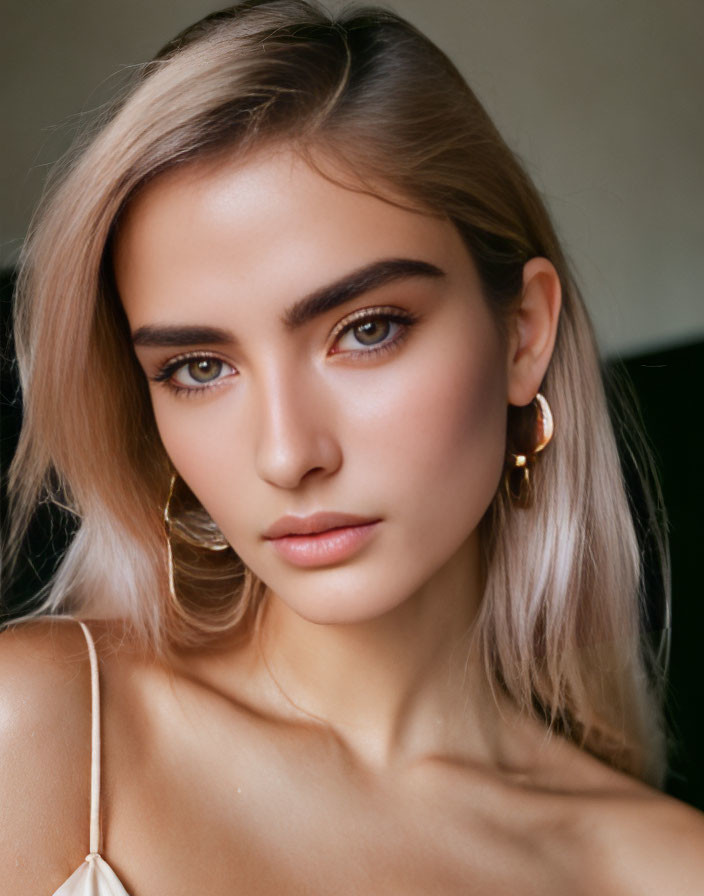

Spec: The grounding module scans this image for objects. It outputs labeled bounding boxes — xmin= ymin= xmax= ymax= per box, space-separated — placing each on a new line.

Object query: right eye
xmin=152 ymin=354 xmax=237 ymax=395
xmin=173 ymin=358 xmax=230 ymax=386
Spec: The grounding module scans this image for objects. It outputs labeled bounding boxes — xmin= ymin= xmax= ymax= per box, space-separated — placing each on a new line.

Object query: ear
xmin=506 ymin=257 xmax=562 ymax=407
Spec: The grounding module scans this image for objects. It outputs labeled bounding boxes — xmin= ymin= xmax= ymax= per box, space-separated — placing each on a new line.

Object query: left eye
xmin=335 ymin=317 xmax=400 ymax=352
xmin=171 ymin=358 xmax=234 ymax=387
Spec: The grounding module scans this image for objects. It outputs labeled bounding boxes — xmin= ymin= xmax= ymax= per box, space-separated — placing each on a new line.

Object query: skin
xmin=2 ymin=144 xmax=703 ymax=895
xmin=116 ymin=144 xmax=560 ymax=769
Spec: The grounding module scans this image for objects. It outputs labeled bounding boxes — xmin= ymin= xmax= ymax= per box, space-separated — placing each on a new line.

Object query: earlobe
xmin=506 ymin=257 xmax=562 ymax=407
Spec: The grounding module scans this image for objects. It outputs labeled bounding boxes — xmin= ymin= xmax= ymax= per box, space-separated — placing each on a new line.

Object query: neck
xmin=252 ymin=531 xmax=508 ymax=769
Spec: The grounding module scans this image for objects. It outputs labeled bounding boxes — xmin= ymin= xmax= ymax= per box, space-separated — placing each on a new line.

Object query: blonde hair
xmin=5 ymin=0 xmax=670 ymax=784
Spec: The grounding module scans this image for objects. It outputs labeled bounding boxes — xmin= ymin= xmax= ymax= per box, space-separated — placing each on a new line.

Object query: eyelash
xmin=150 ymin=306 xmax=420 ymax=398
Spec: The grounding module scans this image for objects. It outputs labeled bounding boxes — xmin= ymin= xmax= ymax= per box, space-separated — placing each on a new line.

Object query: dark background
xmin=2 ymin=266 xmax=702 ymax=809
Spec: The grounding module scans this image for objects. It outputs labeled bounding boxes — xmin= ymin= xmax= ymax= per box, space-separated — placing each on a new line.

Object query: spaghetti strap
xmin=50 ymin=619 xmax=131 ymax=893
xmin=76 ymin=620 xmax=102 ymax=858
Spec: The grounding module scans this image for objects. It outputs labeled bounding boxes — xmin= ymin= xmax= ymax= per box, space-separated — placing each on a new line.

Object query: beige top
xmin=51 ymin=620 xmax=131 ymax=896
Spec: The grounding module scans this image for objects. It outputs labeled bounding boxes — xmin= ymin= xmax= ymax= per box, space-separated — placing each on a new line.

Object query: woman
xmin=2 ymin=1 xmax=703 ymax=893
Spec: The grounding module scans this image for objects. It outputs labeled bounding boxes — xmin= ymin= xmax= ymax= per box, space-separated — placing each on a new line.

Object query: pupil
xmin=189 ymin=359 xmax=221 ymax=382
xmin=355 ymin=320 xmax=389 ymax=345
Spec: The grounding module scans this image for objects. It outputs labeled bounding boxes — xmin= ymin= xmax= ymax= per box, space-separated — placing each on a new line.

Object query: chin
xmin=265 ymin=574 xmax=412 ymax=626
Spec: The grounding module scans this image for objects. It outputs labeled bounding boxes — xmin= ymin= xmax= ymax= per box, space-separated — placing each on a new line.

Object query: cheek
xmin=148 ymin=318 xmax=507 ymax=555
xmin=367 ymin=326 xmax=507 ymax=548
xmin=430 ymin=353 xmax=506 ymax=511
xmin=150 ymin=398 xmax=250 ymax=521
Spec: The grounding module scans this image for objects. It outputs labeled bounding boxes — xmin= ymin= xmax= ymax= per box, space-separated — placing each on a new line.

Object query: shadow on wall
xmin=1 ymin=266 xmax=702 ymax=810
xmin=609 ymin=337 xmax=704 ymax=812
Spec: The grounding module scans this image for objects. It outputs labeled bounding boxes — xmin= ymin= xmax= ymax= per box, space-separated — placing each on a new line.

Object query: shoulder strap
xmin=77 ymin=620 xmax=102 ymax=858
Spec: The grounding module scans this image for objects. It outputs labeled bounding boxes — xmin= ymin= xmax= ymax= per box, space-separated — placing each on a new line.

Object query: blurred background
xmin=1 ymin=0 xmax=702 ymax=807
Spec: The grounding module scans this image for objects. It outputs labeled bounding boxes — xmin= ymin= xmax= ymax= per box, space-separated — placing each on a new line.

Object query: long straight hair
xmin=6 ymin=0 xmax=670 ymax=784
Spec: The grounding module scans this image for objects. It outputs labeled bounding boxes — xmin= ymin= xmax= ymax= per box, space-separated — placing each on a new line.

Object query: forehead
xmin=113 ymin=145 xmax=474 ymax=326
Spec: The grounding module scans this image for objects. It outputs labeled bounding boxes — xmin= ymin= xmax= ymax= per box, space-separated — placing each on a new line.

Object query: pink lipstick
xmin=263 ymin=513 xmax=380 ymax=568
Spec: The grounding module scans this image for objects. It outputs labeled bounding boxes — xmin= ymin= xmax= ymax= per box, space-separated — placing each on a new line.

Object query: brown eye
xmin=331 ymin=308 xmax=417 ymax=359
xmin=353 ymin=319 xmax=391 ymax=346
xmin=186 ymin=359 xmax=223 ymax=383
xmin=167 ymin=356 xmax=235 ymax=390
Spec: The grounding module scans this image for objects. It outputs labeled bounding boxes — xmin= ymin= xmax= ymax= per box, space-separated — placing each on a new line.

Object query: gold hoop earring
xmin=164 ymin=472 xmax=230 ymax=551
xmin=163 ymin=472 xmax=231 ymax=603
xmin=163 ymin=474 xmax=179 ymax=603
xmin=503 ymin=391 xmax=554 ymax=509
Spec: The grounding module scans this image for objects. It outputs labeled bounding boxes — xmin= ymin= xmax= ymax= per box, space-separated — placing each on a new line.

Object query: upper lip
xmin=263 ymin=512 xmax=380 ymax=539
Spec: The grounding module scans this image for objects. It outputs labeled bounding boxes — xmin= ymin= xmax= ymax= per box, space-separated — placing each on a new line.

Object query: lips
xmin=263 ymin=512 xmax=383 ymax=568
xmin=263 ymin=511 xmax=380 ymax=540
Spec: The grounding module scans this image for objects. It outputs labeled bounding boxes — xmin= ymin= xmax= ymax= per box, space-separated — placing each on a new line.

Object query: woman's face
xmin=115 ymin=146 xmax=510 ymax=624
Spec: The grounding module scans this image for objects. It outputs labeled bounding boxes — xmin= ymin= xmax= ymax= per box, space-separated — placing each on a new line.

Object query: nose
xmin=253 ymin=365 xmax=342 ymax=490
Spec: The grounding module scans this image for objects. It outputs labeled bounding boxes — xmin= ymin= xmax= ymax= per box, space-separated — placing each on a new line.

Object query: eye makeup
xmin=149 ymin=304 xmax=421 ymax=397
xmin=151 ymin=350 xmax=235 ymax=397
xmin=328 ymin=305 xmax=419 ymax=358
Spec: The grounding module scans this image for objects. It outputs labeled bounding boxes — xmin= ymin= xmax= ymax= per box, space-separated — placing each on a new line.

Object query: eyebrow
xmin=130 ymin=257 xmax=445 ymax=348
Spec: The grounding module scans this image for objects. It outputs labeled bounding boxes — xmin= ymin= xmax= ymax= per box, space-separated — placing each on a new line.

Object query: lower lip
xmin=267 ymin=522 xmax=380 ymax=568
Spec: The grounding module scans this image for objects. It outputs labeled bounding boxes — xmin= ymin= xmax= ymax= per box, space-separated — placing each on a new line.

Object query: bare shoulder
xmin=541 ymin=744 xmax=704 ymax=896
xmin=0 ymin=615 xmax=93 ymax=748
xmin=585 ymin=782 xmax=704 ymax=896
xmin=490 ymin=718 xmax=704 ymax=895
xmin=0 ymin=615 xmax=122 ymax=895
